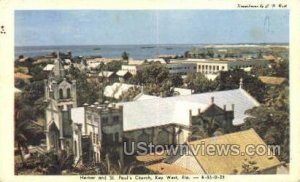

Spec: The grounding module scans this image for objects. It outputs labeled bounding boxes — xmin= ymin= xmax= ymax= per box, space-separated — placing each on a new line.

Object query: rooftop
xmin=187 ymin=129 xmax=281 ymax=174
xmin=259 ymin=76 xmax=287 ymax=85
xmin=146 ymin=162 xmax=194 ymax=174
xmin=14 ymin=72 xmax=33 ymax=80
xmin=99 ymin=71 xmax=114 ymax=78
xmin=116 ymin=70 xmax=130 ymax=77
xmin=119 ymin=88 xmax=259 ymax=131
xmin=43 ymin=64 xmax=54 ymax=71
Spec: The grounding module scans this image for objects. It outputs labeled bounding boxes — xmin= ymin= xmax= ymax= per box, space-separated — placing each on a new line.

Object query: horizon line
xmin=15 ymin=42 xmax=289 ymax=47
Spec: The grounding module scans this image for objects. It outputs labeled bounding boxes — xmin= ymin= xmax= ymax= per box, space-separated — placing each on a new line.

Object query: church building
xmin=44 ymin=53 xmax=77 ymax=153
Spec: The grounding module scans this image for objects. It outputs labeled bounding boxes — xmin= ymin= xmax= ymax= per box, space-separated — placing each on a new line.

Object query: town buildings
xmin=170 ymin=58 xmax=268 ymax=75
xmin=42 ymin=51 xmax=283 ymax=174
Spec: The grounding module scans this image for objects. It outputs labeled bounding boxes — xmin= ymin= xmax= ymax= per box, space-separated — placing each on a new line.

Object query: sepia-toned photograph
xmin=13 ymin=9 xmax=290 ymax=176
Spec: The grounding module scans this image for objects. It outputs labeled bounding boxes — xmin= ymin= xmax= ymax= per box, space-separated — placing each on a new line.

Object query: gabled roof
xmin=187 ymin=129 xmax=281 ymax=174
xmin=43 ymin=64 xmax=55 ymax=71
xmin=119 ymin=88 xmax=259 ymax=131
xmin=99 ymin=71 xmax=114 ymax=78
xmin=116 ymin=70 xmax=130 ymax=77
xmin=259 ymin=76 xmax=287 ymax=85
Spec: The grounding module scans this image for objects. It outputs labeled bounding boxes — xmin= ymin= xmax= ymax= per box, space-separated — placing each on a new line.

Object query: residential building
xmin=98 ymin=71 xmax=118 ymax=84
xmin=146 ymin=58 xmax=167 ymax=64
xmin=121 ymin=64 xmax=144 ymax=76
xmin=258 ymin=76 xmax=288 ymax=86
xmin=116 ymin=70 xmax=132 ymax=82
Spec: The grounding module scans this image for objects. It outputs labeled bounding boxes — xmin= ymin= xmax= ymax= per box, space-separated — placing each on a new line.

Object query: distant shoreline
xmin=15 ymin=42 xmax=289 ymax=48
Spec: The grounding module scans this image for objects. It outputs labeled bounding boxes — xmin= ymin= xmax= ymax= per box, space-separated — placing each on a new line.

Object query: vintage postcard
xmin=0 ymin=0 xmax=299 ymax=181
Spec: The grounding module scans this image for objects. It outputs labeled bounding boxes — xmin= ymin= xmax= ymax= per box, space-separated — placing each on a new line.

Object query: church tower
xmin=44 ymin=52 xmax=77 ymax=152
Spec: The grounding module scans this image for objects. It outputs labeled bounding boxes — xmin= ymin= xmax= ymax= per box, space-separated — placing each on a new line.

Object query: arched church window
xmin=59 ymin=89 xmax=63 ymax=99
xmin=67 ymin=88 xmax=71 ymax=98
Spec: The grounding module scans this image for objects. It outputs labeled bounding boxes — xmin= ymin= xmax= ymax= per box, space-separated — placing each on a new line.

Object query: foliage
xmin=250 ymin=59 xmax=289 ymax=79
xmin=122 ymin=51 xmax=129 ymax=61
xmin=169 ymin=74 xmax=183 ymax=87
xmin=129 ymin=62 xmax=178 ymax=97
xmin=104 ymin=60 xmax=123 ymax=72
xmin=133 ymin=62 xmax=170 ymax=85
xmin=273 ymin=59 xmax=289 ymax=78
xmin=185 ymin=72 xmax=218 ymax=93
xmin=38 ymin=150 xmax=74 ymax=174
xmin=264 ymin=86 xmax=289 ymax=112
xmin=119 ymin=87 xmax=141 ymax=102
xmin=250 ymin=66 xmax=275 ymax=77
xmin=15 ymin=96 xmax=44 ymax=165
xmin=72 ymin=70 xmax=101 ymax=105
xmin=241 ymin=106 xmax=289 ymax=162
xmin=215 ymin=69 xmax=266 ymax=102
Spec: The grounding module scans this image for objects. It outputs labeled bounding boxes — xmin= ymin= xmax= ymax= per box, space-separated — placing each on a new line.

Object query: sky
xmin=15 ymin=10 xmax=289 ymax=46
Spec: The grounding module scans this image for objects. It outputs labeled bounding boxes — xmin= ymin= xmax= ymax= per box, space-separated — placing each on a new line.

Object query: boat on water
xmin=141 ymin=46 xmax=155 ymax=49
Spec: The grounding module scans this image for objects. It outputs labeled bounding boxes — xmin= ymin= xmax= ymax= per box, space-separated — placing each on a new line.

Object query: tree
xmin=169 ymin=74 xmax=183 ymax=87
xmin=264 ymin=86 xmax=289 ymax=112
xmin=122 ymin=52 xmax=129 ymax=61
xmin=241 ymin=106 xmax=289 ymax=162
xmin=15 ymin=96 xmax=44 ymax=164
xmin=38 ymin=150 xmax=74 ymax=174
xmin=274 ymin=59 xmax=289 ymax=78
xmin=185 ymin=72 xmax=217 ymax=93
xmin=215 ymin=69 xmax=266 ymax=102
xmin=104 ymin=60 xmax=123 ymax=72
xmin=119 ymin=87 xmax=140 ymax=102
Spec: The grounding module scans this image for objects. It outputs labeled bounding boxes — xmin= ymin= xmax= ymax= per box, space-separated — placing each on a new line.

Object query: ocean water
xmin=15 ymin=44 xmax=200 ymax=60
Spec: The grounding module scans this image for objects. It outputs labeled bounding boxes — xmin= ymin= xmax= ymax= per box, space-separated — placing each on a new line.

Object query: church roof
xmin=119 ymin=88 xmax=259 ymax=131
xmin=119 ymin=99 xmax=209 ymax=131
